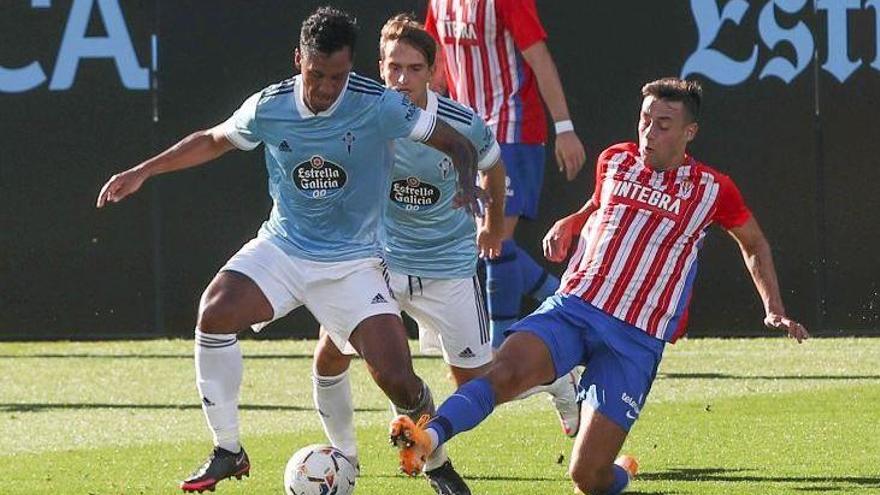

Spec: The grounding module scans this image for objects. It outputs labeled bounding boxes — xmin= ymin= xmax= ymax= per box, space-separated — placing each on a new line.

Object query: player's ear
xmin=294 ymin=48 xmax=302 ymax=70
xmin=685 ymin=122 xmax=698 ymax=143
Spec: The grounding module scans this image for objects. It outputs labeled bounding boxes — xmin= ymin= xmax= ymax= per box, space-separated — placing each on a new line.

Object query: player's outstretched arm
xmin=542 ymin=199 xmax=599 ymax=263
xmin=424 ymin=119 xmax=485 ymax=215
xmin=96 ymin=125 xmax=236 ymax=208
xmin=477 ymin=159 xmax=507 ymax=259
xmin=520 ymin=41 xmax=586 ymax=181
xmin=727 ymin=217 xmax=810 ymax=343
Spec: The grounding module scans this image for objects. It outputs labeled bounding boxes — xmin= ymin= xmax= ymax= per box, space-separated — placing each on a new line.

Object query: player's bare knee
xmin=313 ymin=338 xmax=351 ymax=376
xmin=486 ymin=361 xmax=523 ymax=402
xmin=197 ymin=299 xmax=241 ymax=333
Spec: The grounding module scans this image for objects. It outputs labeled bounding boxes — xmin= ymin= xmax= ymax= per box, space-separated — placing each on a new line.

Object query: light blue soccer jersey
xmin=383 ymin=90 xmax=500 ymax=278
xmin=222 ymin=73 xmax=436 ymax=262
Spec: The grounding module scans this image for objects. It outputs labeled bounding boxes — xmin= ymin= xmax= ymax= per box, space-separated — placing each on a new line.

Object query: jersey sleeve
xmin=589 ymin=147 xmax=613 ymax=204
xmin=712 ymin=173 xmax=752 ymax=229
xmin=467 ymin=115 xmax=501 ymax=171
xmin=425 ymin=4 xmax=440 ymax=41
xmin=220 ymin=91 xmax=262 ymax=151
xmin=378 ymin=88 xmax=437 ymax=142
xmin=497 ymin=0 xmax=548 ymax=52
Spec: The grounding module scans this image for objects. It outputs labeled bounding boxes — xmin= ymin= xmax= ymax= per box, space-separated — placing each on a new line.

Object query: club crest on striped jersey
xmin=292 ymin=155 xmax=347 ymax=199
xmin=676 ymin=177 xmax=695 ymax=199
xmin=390 ymin=176 xmax=441 ymax=211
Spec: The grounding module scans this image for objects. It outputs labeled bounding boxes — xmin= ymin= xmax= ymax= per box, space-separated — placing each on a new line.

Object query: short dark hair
xmin=380 ymin=13 xmax=437 ymax=67
xmin=300 ymin=6 xmax=358 ymax=57
xmin=641 ymin=78 xmax=703 ymax=122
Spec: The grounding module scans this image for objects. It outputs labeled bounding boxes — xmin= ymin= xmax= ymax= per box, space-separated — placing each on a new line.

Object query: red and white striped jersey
xmin=425 ymin=0 xmax=547 ymax=144
xmin=561 ymin=143 xmax=752 ymax=343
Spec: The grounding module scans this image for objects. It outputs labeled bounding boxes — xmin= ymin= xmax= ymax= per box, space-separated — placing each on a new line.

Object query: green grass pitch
xmin=2 ymin=338 xmax=879 ymax=494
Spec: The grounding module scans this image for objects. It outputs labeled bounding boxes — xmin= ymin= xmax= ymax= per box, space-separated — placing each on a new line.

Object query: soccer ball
xmin=284 ymin=444 xmax=357 ymax=495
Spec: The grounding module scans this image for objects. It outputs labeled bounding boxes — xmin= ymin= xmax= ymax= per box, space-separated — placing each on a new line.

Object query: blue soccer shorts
xmin=507 ymin=294 xmax=665 ymax=432
xmin=500 ymin=143 xmax=545 ymax=220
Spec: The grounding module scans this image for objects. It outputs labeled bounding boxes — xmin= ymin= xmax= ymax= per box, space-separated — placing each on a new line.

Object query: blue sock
xmin=517 ymin=245 xmax=559 ymax=300
xmin=485 ymin=239 xmax=523 ymax=348
xmin=605 ymin=464 xmax=630 ymax=494
xmin=427 ymin=377 xmax=496 ymax=446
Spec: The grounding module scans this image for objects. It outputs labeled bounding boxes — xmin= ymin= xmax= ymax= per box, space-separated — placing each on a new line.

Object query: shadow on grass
xmin=0 ymin=403 xmax=386 ymax=413
xmin=368 ymin=473 xmax=562 ymax=482
xmin=640 ymin=467 xmax=880 ymax=488
xmin=658 ymin=372 xmax=880 ymax=380
xmin=0 ymin=353 xmax=443 ymax=360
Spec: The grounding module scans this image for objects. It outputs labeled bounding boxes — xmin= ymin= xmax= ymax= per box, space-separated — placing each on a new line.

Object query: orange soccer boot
xmin=389 ymin=414 xmax=434 ymax=476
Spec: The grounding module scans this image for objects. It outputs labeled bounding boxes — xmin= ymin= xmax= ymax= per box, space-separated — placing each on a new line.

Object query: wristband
xmin=554 ymin=120 xmax=574 ymax=134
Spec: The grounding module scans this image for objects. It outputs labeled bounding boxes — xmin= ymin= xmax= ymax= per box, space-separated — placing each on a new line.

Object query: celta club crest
xmin=438 ymin=157 xmax=453 ymax=180
xmin=342 ymin=131 xmax=356 ymax=154
xmin=676 ymin=178 xmax=695 ymax=199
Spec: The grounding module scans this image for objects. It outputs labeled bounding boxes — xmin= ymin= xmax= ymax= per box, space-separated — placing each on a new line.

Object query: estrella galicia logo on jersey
xmin=390 ymin=176 xmax=441 ymax=211
xmin=292 ymin=155 xmax=347 ymax=199
xmin=437 ymin=157 xmax=453 ymax=180
xmin=342 ymin=131 xmax=356 ymax=154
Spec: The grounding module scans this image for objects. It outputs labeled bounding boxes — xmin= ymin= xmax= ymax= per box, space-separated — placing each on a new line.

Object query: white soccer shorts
xmin=388 ymin=271 xmax=492 ymax=369
xmin=220 ymin=237 xmax=398 ymax=352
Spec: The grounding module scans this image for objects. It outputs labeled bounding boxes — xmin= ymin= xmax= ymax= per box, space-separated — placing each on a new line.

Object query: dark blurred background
xmin=2 ymin=0 xmax=877 ymax=340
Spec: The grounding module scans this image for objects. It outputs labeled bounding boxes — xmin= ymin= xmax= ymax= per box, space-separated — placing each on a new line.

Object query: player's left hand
xmin=477 ymin=226 xmax=503 ymax=259
xmin=554 ymin=131 xmax=586 ymax=181
xmin=764 ymin=313 xmax=810 ymax=343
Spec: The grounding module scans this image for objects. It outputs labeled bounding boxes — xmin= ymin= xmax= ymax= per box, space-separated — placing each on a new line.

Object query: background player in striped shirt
xmin=309 ymin=14 xmax=506 ymax=495
xmin=96 ymin=7 xmax=484 ymax=493
xmin=425 ymin=0 xmax=586 ymax=436
xmin=390 ymin=78 xmax=809 ymax=495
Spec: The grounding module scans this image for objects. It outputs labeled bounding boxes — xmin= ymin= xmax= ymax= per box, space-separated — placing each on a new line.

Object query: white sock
xmin=194 ymin=330 xmax=242 ymax=453
xmin=425 ymin=440 xmax=448 ymax=471
xmin=313 ymin=369 xmax=358 ymax=464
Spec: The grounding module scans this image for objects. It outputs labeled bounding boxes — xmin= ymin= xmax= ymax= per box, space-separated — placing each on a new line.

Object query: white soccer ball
xmin=284 ymin=444 xmax=357 ymax=495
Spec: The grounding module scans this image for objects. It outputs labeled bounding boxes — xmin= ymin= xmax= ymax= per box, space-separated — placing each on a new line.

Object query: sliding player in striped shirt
xmin=390 ymin=78 xmax=809 ymax=494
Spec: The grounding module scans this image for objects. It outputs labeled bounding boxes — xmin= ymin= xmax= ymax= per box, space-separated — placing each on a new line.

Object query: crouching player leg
xmin=390 ymin=294 xmax=660 ymax=494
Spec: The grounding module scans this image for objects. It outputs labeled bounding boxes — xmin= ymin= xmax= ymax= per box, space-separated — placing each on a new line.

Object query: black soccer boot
xmin=425 ymin=459 xmax=472 ymax=495
xmin=180 ymin=446 xmax=250 ymax=493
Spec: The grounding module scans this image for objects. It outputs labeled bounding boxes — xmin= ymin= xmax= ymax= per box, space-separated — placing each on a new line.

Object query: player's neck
xmin=414 ymin=92 xmax=428 ymax=110
xmin=647 ymin=151 xmax=687 ymax=171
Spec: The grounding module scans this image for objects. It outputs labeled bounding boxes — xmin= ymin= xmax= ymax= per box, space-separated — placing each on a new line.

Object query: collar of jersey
xmin=425 ymin=89 xmax=439 ymax=115
xmin=294 ymin=73 xmax=350 ymax=118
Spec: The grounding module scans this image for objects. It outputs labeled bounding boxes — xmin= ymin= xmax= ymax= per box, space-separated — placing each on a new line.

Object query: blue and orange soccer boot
xmin=389 ymin=414 xmax=434 ymax=476
xmin=180 ymin=446 xmax=250 ymax=493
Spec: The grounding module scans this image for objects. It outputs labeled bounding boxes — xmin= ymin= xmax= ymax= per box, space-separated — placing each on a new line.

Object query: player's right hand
xmin=453 ymin=183 xmax=488 ymax=217
xmin=96 ymin=167 xmax=148 ymax=208
xmin=543 ymin=218 xmax=575 ymax=263
xmin=764 ymin=313 xmax=810 ymax=343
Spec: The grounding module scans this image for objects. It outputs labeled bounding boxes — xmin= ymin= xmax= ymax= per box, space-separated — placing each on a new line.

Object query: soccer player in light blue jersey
xmin=96 ymin=7 xmax=483 ymax=493
xmin=309 ymin=15 xmax=575 ymax=495
xmin=307 ymin=15 xmax=505 ymax=495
